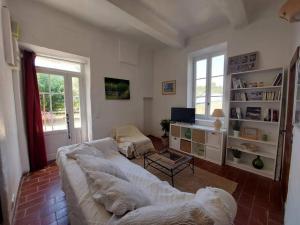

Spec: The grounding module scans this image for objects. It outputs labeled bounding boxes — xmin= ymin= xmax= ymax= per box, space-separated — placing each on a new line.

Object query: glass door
xmin=37 ymin=73 xmax=83 ymax=159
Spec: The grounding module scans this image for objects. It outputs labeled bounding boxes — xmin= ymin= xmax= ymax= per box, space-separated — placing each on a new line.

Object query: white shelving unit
xmin=169 ymin=123 xmax=226 ymax=165
xmin=226 ymin=67 xmax=285 ymax=179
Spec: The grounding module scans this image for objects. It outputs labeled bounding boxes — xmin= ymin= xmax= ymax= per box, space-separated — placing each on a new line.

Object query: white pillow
xmin=87 ymin=137 xmax=119 ymax=157
xmin=86 ymin=171 xmax=151 ymax=216
xmin=195 ymin=187 xmax=237 ymax=225
xmin=76 ymin=155 xmax=128 ymax=181
xmin=66 ymin=144 xmax=104 ymax=159
xmin=106 ymin=202 xmax=214 ymax=225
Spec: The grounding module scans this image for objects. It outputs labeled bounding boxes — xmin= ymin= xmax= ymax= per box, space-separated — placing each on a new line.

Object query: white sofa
xmin=56 ymin=138 xmax=237 ymax=225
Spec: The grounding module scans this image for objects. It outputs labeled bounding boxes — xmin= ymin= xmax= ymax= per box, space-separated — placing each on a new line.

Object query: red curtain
xmin=22 ymin=50 xmax=47 ymax=171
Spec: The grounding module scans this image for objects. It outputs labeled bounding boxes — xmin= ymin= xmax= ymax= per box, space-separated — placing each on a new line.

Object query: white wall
xmin=8 ymin=0 xmax=154 ymax=140
xmin=284 ymin=22 xmax=300 ymax=225
xmin=0 ymin=6 xmax=23 ymax=224
xmin=151 ymin=4 xmax=292 ymax=137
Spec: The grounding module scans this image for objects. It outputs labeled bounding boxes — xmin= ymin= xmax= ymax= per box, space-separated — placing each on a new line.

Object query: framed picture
xmin=240 ymin=127 xmax=260 ymax=140
xmin=162 ymin=80 xmax=176 ymax=95
xmin=105 ymin=77 xmax=130 ymax=100
xmin=228 ymin=52 xmax=258 ymax=74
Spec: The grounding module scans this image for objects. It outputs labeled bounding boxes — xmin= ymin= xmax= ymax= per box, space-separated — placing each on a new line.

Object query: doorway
xmin=281 ymin=47 xmax=299 ymax=201
xmin=35 ymin=56 xmax=86 ymax=160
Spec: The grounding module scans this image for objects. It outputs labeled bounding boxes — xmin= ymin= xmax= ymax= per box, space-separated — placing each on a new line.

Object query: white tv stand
xmin=169 ymin=122 xmax=226 ymax=165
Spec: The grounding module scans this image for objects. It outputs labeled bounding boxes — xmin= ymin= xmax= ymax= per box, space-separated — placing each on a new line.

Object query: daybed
xmin=57 ymin=138 xmax=237 ymax=225
xmin=114 ymin=125 xmax=155 ymax=158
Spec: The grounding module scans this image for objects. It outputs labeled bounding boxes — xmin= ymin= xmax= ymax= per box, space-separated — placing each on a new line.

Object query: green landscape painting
xmin=105 ymin=77 xmax=130 ymax=100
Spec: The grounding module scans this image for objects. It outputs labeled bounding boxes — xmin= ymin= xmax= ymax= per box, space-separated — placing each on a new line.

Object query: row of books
xmin=230 ymin=107 xmax=279 ymax=122
xmin=262 ymin=91 xmax=281 ymax=101
xmin=233 ymin=91 xmax=281 ymax=101
xmin=231 ymin=72 xmax=283 ymax=89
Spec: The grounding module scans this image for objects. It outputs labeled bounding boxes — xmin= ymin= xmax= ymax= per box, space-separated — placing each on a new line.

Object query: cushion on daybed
xmin=66 ymin=144 xmax=105 ymax=159
xmin=76 ymin=154 xmax=129 ymax=181
xmin=86 ymin=170 xmax=151 ymax=216
xmin=106 ymin=201 xmax=214 ymax=225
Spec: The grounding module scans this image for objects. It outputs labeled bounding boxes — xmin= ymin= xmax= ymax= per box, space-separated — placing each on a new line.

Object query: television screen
xmin=171 ymin=107 xmax=195 ymax=124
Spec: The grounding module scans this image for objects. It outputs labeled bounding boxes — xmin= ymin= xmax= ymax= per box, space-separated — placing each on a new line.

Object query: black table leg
xmin=171 ymin=169 xmax=174 ymax=187
xmin=192 ymin=157 xmax=195 ymax=174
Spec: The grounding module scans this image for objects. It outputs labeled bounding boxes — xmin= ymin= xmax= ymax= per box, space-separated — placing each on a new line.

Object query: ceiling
xmin=34 ymin=0 xmax=279 ymax=48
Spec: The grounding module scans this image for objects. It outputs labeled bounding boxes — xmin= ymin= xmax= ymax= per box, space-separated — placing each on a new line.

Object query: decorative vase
xmin=233 ymin=130 xmax=240 ymax=137
xmin=185 ymin=128 xmax=191 ymax=139
xmin=252 ymin=156 xmax=264 ymax=169
xmin=233 ymin=157 xmax=240 ymax=163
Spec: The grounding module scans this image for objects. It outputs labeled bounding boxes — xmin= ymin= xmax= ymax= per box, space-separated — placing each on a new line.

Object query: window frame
xmin=192 ymin=51 xmax=226 ymax=120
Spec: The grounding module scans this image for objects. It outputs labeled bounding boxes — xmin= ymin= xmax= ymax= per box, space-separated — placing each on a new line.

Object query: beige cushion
xmin=86 ymin=171 xmax=151 ymax=216
xmin=76 ymin=154 xmax=128 ymax=181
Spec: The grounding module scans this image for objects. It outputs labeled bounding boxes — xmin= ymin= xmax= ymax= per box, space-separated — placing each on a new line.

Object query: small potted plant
xmin=233 ymin=121 xmax=241 ymax=137
xmin=160 ymin=119 xmax=170 ymax=138
xmin=232 ymin=149 xmax=242 ymax=163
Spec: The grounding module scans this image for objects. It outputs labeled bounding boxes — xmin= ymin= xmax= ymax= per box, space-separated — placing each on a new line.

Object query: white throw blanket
xmin=115 ymin=125 xmax=155 ymax=157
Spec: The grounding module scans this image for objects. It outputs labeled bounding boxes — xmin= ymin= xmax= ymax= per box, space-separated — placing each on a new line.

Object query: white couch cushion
xmin=66 ymin=144 xmax=104 ymax=160
xmin=87 ymin=137 xmax=119 ymax=157
xmin=86 ymin=171 xmax=151 ymax=216
xmin=106 ymin=202 xmax=214 ymax=225
xmin=76 ymin=154 xmax=128 ymax=181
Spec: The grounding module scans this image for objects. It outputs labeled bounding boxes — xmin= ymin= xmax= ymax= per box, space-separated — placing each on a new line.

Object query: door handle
xmin=66 ymin=113 xmax=71 ymax=139
xmin=280 ymin=129 xmax=287 ymax=134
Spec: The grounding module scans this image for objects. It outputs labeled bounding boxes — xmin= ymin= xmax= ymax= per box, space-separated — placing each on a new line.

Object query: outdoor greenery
xmin=195 ymin=79 xmax=223 ymax=115
xmin=37 ymin=74 xmax=80 ymax=114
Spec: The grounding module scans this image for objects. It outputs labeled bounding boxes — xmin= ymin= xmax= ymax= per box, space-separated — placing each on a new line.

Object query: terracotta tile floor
xmin=13 ymin=136 xmax=284 ymax=225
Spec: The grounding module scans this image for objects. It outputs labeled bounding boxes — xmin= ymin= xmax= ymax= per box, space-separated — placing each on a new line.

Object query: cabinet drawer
xmin=170 ymin=125 xmax=180 ymax=137
xmin=206 ymin=131 xmax=221 ymax=146
xmin=169 ymin=136 xmax=180 ymax=150
xmin=206 ymin=146 xmax=221 ymax=164
xmin=192 ymin=129 xmax=205 ymax=143
xmin=180 ymin=139 xmax=191 ymax=153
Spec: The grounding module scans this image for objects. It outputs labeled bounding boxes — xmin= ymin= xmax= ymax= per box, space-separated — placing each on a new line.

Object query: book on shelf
xmin=263 ymin=108 xmax=279 ymax=122
xmin=230 ymin=107 xmax=242 ymax=119
xmin=272 ymin=72 xmax=282 ymax=86
xmin=246 ymin=107 xmax=261 ymax=120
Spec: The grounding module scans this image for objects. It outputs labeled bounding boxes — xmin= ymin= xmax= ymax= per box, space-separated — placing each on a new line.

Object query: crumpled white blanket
xmin=115 ymin=125 xmax=155 ymax=157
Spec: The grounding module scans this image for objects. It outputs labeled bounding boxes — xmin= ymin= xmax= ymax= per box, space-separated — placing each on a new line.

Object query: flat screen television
xmin=171 ymin=107 xmax=195 ymax=124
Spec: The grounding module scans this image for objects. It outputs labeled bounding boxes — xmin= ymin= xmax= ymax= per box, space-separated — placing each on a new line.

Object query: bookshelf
xmin=226 ymin=67 xmax=285 ymax=179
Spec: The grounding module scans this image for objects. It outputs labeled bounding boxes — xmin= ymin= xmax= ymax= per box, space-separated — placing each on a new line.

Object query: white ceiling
xmin=34 ymin=0 xmax=278 ymax=48
xmin=139 ymin=0 xmax=229 ymax=37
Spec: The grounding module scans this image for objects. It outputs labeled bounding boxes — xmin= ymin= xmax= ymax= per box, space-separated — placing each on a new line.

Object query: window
xmin=35 ymin=56 xmax=81 ymax=73
xmin=193 ymin=54 xmax=225 ymax=118
xmin=38 ymin=73 xmax=67 ymax=131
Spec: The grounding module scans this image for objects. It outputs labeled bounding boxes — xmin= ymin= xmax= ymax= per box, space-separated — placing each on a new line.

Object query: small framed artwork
xmin=162 ymin=80 xmax=176 ymax=95
xmin=240 ymin=127 xmax=261 ymax=140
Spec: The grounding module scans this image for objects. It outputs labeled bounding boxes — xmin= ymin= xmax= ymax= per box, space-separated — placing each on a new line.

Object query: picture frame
xmin=240 ymin=127 xmax=261 ymax=140
xmin=228 ymin=52 xmax=258 ymax=74
xmin=105 ymin=77 xmax=130 ymax=100
xmin=162 ymin=80 xmax=176 ymax=95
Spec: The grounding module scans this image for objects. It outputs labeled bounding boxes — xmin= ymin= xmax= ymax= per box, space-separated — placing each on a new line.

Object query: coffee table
xmin=144 ymin=148 xmax=194 ymax=187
